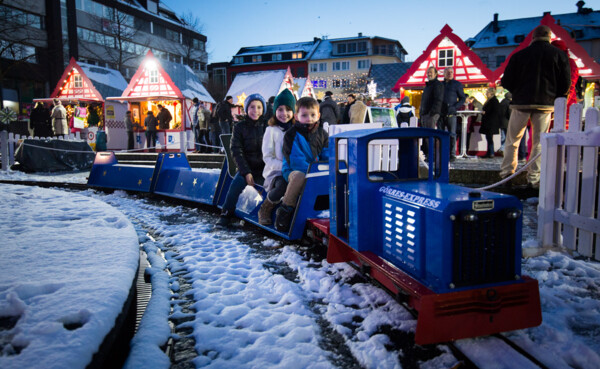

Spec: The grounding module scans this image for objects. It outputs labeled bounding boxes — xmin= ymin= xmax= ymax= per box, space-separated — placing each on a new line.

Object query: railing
xmin=0 ymin=131 xmax=83 ymax=171
xmin=538 ymin=98 xmax=600 ymax=261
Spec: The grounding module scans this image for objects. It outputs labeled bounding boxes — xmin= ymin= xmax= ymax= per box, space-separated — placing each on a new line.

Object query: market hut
xmin=392 ymin=25 xmax=496 ymax=155
xmin=492 ymin=13 xmax=600 ymax=110
xmin=225 ymin=67 xmax=294 ymax=116
xmin=33 ymin=57 xmax=128 ymax=149
xmin=293 ymin=76 xmax=317 ymax=100
xmin=108 ymin=50 xmax=215 ymax=152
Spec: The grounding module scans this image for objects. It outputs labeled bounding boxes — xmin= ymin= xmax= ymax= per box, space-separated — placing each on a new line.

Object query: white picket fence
xmin=0 ymin=132 xmax=84 ymax=171
xmin=538 ymin=98 xmax=600 ymax=261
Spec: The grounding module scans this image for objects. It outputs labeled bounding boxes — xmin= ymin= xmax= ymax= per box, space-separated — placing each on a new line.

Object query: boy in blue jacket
xmin=275 ymin=97 xmax=329 ymax=232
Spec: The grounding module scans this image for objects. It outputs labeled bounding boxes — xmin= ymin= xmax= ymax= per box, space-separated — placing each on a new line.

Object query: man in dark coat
xmin=156 ymin=104 xmax=172 ymax=130
xmin=341 ymin=94 xmax=356 ymax=124
xmin=319 ymin=91 xmax=340 ymax=125
xmin=217 ymin=96 xmax=235 ymax=134
xmin=499 ymin=25 xmax=571 ymax=188
xmin=419 ymin=66 xmax=444 ymax=157
xmin=441 ymin=67 xmax=465 ymax=160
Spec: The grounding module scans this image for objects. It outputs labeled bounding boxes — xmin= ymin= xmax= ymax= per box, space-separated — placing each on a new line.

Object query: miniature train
xmin=88 ymin=126 xmax=542 ymax=345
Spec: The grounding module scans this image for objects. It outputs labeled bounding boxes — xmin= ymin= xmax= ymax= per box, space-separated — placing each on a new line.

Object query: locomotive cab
xmin=327 ymin=128 xmax=541 ymax=344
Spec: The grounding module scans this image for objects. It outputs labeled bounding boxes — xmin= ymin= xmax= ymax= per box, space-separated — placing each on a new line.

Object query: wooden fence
xmin=538 ymin=98 xmax=600 ymax=260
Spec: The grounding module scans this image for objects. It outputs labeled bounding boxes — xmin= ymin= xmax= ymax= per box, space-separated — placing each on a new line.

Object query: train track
xmin=3 ymin=178 xmax=547 ymax=368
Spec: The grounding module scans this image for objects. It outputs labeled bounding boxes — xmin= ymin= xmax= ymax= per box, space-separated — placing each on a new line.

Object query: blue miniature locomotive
xmin=88 ymin=127 xmax=541 ymax=344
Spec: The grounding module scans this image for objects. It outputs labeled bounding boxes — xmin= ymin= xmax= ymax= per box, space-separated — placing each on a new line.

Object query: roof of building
xmin=310 ymin=35 xmax=407 ymax=60
xmin=79 ymin=62 xmax=128 ymax=100
xmin=231 ymin=40 xmax=320 ymax=64
xmin=369 ymin=63 xmax=412 ymax=98
xmin=492 ymin=14 xmax=600 ymax=81
xmin=393 ymin=25 xmax=494 ymax=91
xmin=226 ymin=68 xmax=294 ymax=105
xmin=115 ymin=50 xmax=215 ymax=103
xmin=469 ymin=9 xmax=600 ymax=50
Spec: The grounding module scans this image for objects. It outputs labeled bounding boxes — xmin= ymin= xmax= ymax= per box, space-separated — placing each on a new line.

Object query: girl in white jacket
xmin=258 ymin=89 xmax=296 ymax=225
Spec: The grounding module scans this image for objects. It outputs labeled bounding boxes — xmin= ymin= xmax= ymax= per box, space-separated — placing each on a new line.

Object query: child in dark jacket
xmin=275 ymin=97 xmax=329 ymax=232
xmin=216 ymin=93 xmax=266 ymax=226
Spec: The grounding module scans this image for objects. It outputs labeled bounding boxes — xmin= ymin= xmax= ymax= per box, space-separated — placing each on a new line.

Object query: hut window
xmin=73 ymin=74 xmax=83 ymax=88
xmin=438 ymin=49 xmax=454 ymax=68
xmin=149 ymin=69 xmax=159 ymax=84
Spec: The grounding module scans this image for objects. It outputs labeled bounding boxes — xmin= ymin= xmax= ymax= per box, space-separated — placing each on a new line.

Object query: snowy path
xmin=3 ymin=178 xmax=597 ymax=369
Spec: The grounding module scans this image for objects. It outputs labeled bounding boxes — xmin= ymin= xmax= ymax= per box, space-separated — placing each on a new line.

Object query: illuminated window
xmin=149 ymin=69 xmax=159 ymax=83
xmin=73 ymin=74 xmax=83 ymax=88
xmin=438 ymin=49 xmax=454 ymax=68
xmin=332 ymin=79 xmax=341 ymax=88
xmin=292 ymin=52 xmax=302 ymax=59
xmin=252 ymin=55 xmax=262 ymax=62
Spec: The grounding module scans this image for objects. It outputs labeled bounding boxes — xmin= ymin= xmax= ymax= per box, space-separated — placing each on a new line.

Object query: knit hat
xmin=244 ymin=93 xmax=266 ymax=115
xmin=401 ymin=96 xmax=410 ymax=104
xmin=273 ymin=89 xmax=296 ymax=114
xmin=325 ymin=91 xmax=333 ymax=96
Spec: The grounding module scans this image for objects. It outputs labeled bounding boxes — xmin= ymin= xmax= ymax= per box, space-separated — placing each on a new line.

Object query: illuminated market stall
xmin=108 ymin=50 xmax=215 ymax=152
xmin=33 ymin=57 xmax=128 ymax=149
xmin=392 ymin=25 xmax=496 ymax=155
xmin=293 ymin=76 xmax=317 ymax=100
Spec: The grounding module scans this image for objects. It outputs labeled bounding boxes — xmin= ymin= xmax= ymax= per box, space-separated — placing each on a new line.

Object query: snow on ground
xmin=0 ymin=173 xmax=599 ymax=369
xmin=0 ymin=184 xmax=139 ymax=369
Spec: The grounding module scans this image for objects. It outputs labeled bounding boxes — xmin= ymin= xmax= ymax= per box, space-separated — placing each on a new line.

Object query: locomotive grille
xmin=452 ymin=210 xmax=518 ymax=288
xmin=382 ymin=199 xmax=421 ymax=275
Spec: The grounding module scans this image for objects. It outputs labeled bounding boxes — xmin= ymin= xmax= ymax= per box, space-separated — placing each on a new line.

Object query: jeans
xmin=441 ymin=114 xmax=457 ymax=157
xmin=127 ymin=131 xmax=134 ymax=150
xmin=266 ymin=176 xmax=287 ymax=203
xmin=219 ymin=120 xmax=231 ymax=135
xmin=193 ymin=126 xmax=209 ymax=152
xmin=485 ymin=133 xmax=495 ymax=157
xmin=145 ymin=130 xmax=156 ymax=151
xmin=209 ymin=123 xmax=221 ymax=153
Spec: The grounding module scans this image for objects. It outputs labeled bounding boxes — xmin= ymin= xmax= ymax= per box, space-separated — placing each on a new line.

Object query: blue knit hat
xmin=274 ymin=89 xmax=296 ymax=114
xmin=244 ymin=93 xmax=266 ymax=115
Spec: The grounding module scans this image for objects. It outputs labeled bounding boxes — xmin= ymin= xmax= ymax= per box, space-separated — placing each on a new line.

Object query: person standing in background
xmin=499 ymin=25 xmax=570 ymax=188
xmin=319 ymin=91 xmax=340 ymax=125
xmin=441 ymin=67 xmax=465 ymax=160
xmin=50 ymin=99 xmax=68 ymax=137
xmin=419 ymin=66 xmax=444 ymax=157
xmin=480 ymin=87 xmax=501 ymax=158
xmin=156 ymin=104 xmax=172 ymax=130
xmin=144 ymin=111 xmax=158 ymax=152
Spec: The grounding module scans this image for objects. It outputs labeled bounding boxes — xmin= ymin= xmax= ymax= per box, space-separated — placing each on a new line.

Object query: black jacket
xmin=230 ymin=117 xmax=265 ymax=177
xmin=480 ymin=96 xmax=501 ymax=135
xmin=218 ymin=101 xmax=235 ymax=122
xmin=442 ymin=79 xmax=465 ymax=115
xmin=501 ymin=40 xmax=571 ymax=107
xmin=420 ymin=78 xmax=444 ymax=116
xmin=320 ymin=97 xmax=340 ymax=124
xmin=499 ymin=98 xmax=511 ymax=130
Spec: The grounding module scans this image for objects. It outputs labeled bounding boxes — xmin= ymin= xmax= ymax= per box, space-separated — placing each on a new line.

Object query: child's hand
xmin=245 ymin=173 xmax=255 ymax=186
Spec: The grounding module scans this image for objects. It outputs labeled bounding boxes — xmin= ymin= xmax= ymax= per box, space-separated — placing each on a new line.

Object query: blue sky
xmin=162 ymin=0 xmax=581 ymax=63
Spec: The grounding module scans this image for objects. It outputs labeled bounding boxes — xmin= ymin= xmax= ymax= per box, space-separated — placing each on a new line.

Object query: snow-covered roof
xmin=79 ymin=62 xmax=128 ymax=100
xmin=226 ymin=69 xmax=291 ymax=105
xmin=235 ymin=41 xmax=319 ymax=57
xmin=369 ymin=63 xmax=412 ymax=98
xmin=310 ymin=35 xmax=407 ymax=60
xmin=160 ymin=60 xmax=216 ymax=103
xmin=470 ymin=10 xmax=600 ymax=49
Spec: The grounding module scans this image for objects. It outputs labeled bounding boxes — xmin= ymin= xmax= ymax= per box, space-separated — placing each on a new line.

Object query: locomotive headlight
xmin=463 ymin=213 xmax=478 ymax=222
xmin=506 ymin=209 xmax=522 ymax=219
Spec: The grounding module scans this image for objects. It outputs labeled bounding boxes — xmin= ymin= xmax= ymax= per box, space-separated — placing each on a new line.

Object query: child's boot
xmin=258 ymin=198 xmax=276 ymax=225
xmin=275 ymin=205 xmax=294 ymax=232
xmin=216 ymin=209 xmax=233 ymax=226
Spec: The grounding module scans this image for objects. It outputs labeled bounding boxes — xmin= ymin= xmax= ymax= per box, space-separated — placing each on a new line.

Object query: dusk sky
xmin=162 ymin=0 xmax=580 ymax=63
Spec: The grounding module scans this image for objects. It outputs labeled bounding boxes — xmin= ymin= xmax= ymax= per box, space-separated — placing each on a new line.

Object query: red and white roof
xmin=493 ymin=14 xmax=600 ymax=82
xmin=46 ymin=57 xmax=105 ymax=102
xmin=393 ymin=25 xmax=494 ymax=91
xmin=114 ymin=50 xmax=184 ymax=101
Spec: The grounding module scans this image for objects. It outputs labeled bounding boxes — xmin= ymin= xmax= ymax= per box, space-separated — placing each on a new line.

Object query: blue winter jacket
xmin=282 ymin=124 xmax=329 ymax=181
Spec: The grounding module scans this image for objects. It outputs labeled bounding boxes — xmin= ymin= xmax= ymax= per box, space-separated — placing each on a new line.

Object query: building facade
xmin=1 ymin=0 xmax=208 ymax=114
xmin=467 ymin=4 xmax=600 ymax=70
xmin=308 ymin=34 xmax=406 ymax=100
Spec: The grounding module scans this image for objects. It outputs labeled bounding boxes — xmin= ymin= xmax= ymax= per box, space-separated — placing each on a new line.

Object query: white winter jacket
xmin=261 ymin=125 xmax=286 ymax=191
